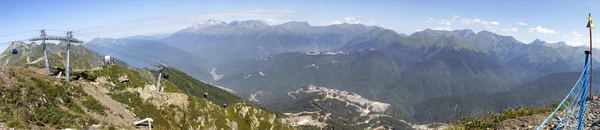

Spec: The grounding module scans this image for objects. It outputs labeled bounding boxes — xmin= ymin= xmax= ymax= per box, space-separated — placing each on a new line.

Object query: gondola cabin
xmin=163 ymin=73 xmax=169 ymax=79
xmin=11 ymin=49 xmax=18 ymax=55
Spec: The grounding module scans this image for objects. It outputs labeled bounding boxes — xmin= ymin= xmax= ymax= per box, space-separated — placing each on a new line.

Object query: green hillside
xmin=0 ymin=42 xmax=290 ymax=129
xmin=0 ymin=64 xmax=289 ymax=129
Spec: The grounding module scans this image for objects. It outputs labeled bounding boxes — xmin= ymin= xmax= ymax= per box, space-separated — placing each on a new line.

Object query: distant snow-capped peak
xmin=186 ymin=19 xmax=227 ymax=31
xmin=205 ymin=19 xmax=226 ymax=25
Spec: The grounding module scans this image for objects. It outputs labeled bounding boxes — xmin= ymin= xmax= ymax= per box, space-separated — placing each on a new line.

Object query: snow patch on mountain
xmin=256 ymin=55 xmax=272 ymax=60
xmin=258 ymin=72 xmax=265 ymax=76
xmin=185 ymin=19 xmax=227 ymax=32
xmin=248 ymin=91 xmax=264 ymax=103
xmin=243 ymin=73 xmax=252 ymax=79
xmin=302 ymin=51 xmax=348 ymax=55
xmin=210 ymin=68 xmax=224 ymax=81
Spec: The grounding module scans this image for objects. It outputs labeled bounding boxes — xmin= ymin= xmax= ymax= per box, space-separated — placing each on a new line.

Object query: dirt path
xmin=77 ymin=81 xmax=138 ymax=127
xmin=29 ymin=56 xmax=44 ymax=64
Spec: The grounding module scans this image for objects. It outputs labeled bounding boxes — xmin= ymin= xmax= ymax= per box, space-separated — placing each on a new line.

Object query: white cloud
xmin=439 ymin=21 xmax=451 ymax=26
xmin=517 ymin=22 xmax=527 ymax=26
xmin=481 ymin=21 xmax=490 ymax=25
xmin=344 ymin=17 xmax=359 ymax=23
xmin=503 ymin=27 xmax=518 ymax=32
xmin=452 ymin=15 xmax=460 ymax=21
xmin=434 ymin=26 xmax=452 ymax=31
xmin=564 ymin=31 xmax=585 ymax=46
xmin=367 ymin=20 xmax=376 ymax=25
xmin=202 ymin=9 xmax=296 ymax=18
xmin=565 ymin=41 xmax=585 ymax=46
xmin=426 ymin=17 xmax=434 ymax=23
xmin=528 ymin=26 xmax=558 ymax=34
xmin=571 ymin=31 xmax=583 ymax=37
xmin=459 ymin=18 xmax=499 ymax=26
xmin=416 ymin=29 xmax=422 ymax=31
xmin=73 ymin=9 xmax=297 ymax=38
xmin=563 ymin=31 xmax=596 ymax=46
xmin=560 ymin=32 xmax=600 ymax=47
xmin=330 ymin=20 xmax=342 ymax=24
xmin=490 ymin=21 xmax=500 ymax=25
xmin=460 ymin=18 xmax=481 ymax=24
xmin=330 ymin=16 xmax=362 ymax=25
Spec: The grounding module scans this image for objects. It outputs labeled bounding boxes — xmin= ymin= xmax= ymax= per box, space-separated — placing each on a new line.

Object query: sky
xmin=1 ymin=0 xmax=600 ymax=50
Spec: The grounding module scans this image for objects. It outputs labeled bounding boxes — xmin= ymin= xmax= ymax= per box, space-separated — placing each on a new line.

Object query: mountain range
xmin=78 ymin=19 xmax=600 ymax=128
xmin=161 ymin=19 xmax=400 ymax=64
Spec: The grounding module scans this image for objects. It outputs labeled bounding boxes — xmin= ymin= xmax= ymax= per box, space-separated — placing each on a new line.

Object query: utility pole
xmin=588 ymin=13 xmax=595 ymax=99
xmin=153 ymin=60 xmax=168 ymax=93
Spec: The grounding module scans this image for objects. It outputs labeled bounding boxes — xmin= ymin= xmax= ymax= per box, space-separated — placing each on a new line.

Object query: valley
xmin=71 ymin=19 xmax=600 ymax=129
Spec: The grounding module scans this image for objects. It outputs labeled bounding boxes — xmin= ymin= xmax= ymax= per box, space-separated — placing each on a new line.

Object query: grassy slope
xmin=0 ymin=65 xmax=289 ymax=129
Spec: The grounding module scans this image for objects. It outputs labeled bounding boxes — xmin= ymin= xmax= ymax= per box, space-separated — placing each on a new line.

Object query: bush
xmin=64 ymin=97 xmax=85 ymax=114
xmin=7 ymin=119 xmax=27 ymax=129
xmin=34 ymin=106 xmax=77 ymax=128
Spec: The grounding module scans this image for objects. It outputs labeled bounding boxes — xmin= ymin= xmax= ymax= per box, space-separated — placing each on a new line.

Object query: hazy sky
xmin=1 ymin=0 xmax=600 ymax=50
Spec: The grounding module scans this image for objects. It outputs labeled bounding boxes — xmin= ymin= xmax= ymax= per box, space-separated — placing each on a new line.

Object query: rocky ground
xmin=495 ymin=99 xmax=600 ymax=130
